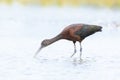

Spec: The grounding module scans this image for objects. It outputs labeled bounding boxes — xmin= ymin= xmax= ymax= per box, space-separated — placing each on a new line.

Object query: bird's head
xmin=40 ymin=39 xmax=50 ymax=49
xmin=34 ymin=39 xmax=50 ymax=57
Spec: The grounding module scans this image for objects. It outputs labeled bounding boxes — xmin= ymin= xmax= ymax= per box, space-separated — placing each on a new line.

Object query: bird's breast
xmin=61 ymin=29 xmax=81 ymax=41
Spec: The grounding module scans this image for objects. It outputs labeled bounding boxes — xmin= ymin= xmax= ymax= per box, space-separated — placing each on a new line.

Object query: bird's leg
xmin=79 ymin=42 xmax=82 ymax=61
xmin=71 ymin=41 xmax=76 ymax=57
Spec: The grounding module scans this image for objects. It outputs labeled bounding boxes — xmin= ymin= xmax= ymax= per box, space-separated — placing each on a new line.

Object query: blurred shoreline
xmin=0 ymin=0 xmax=120 ymax=8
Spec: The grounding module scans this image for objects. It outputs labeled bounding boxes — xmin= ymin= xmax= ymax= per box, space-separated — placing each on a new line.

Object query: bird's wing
xmin=75 ymin=26 xmax=88 ymax=39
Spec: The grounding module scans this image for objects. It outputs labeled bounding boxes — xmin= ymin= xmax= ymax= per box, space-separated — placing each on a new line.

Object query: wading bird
xmin=34 ymin=23 xmax=102 ymax=60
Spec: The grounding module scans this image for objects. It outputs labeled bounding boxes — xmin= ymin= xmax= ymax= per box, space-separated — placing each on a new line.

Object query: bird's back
xmin=60 ymin=24 xmax=83 ymax=41
xmin=60 ymin=24 xmax=102 ymax=41
xmin=75 ymin=24 xmax=97 ymax=39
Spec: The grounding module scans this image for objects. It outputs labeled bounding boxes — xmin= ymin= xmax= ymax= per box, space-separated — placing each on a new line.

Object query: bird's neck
xmin=48 ymin=34 xmax=62 ymax=45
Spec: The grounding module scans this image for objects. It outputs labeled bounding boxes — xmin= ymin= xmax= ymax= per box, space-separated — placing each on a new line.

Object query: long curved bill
xmin=34 ymin=46 xmax=43 ymax=57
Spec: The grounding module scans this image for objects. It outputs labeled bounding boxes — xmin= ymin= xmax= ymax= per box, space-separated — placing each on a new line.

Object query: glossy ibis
xmin=34 ymin=23 xmax=102 ymax=60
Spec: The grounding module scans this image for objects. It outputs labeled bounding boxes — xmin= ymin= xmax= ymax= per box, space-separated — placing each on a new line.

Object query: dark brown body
xmin=35 ymin=23 xmax=102 ymax=59
xmin=60 ymin=24 xmax=102 ymax=42
xmin=60 ymin=24 xmax=83 ymax=42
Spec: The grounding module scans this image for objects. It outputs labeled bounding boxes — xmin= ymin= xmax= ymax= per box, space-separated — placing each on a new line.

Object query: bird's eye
xmin=43 ymin=40 xmax=48 ymax=46
xmin=44 ymin=41 xmax=47 ymax=45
